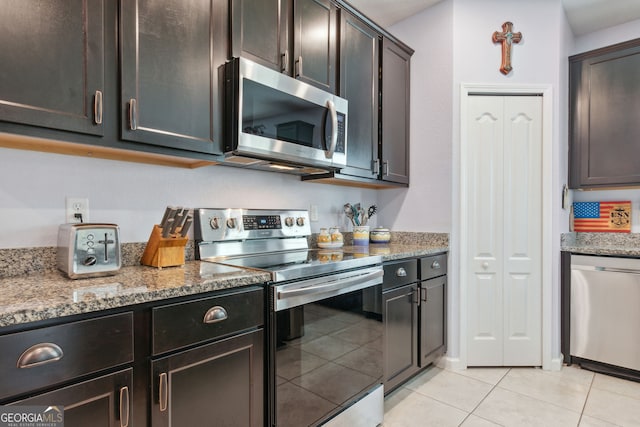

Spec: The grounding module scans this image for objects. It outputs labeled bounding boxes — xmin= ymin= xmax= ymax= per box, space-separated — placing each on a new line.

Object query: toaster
xmin=57 ymin=223 xmax=121 ymax=279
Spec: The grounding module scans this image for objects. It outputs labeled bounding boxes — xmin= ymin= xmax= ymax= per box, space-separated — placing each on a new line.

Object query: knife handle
xmin=180 ymin=216 xmax=193 ymax=237
xmin=162 ymin=219 xmax=173 ymax=238
xmin=170 ymin=214 xmax=183 ymax=234
xmin=159 ymin=206 xmax=174 ymax=228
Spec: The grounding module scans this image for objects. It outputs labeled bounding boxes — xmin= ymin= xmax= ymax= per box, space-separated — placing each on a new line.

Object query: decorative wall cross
xmin=492 ymin=21 xmax=522 ymax=75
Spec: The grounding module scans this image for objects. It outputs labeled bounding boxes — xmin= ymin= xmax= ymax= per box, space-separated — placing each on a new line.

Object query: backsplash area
xmin=0 ymin=232 xmax=448 ymax=278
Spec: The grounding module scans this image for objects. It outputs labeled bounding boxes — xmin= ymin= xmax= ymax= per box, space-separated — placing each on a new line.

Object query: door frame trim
xmin=459 ymin=83 xmax=553 ymax=370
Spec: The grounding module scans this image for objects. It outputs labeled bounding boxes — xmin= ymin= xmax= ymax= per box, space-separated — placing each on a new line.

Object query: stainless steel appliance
xmin=223 ymin=57 xmax=348 ymax=174
xmin=57 ymin=223 xmax=121 ymax=279
xmin=570 ymin=255 xmax=640 ymax=375
xmin=195 ymin=209 xmax=384 ymax=427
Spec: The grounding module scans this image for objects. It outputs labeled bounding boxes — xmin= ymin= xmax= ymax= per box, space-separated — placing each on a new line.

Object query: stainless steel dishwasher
xmin=571 ymin=254 xmax=640 ymax=373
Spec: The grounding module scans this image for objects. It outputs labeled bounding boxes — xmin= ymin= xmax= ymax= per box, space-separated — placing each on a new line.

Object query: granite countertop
xmin=342 ymin=243 xmax=449 ymax=261
xmin=0 ymin=262 xmax=270 ymax=328
xmin=561 ymin=232 xmax=640 ymax=257
xmin=0 ymin=233 xmax=449 ymax=329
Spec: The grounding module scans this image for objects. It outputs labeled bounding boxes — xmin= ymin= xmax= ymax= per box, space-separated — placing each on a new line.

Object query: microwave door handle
xmin=325 ymin=100 xmax=338 ymax=159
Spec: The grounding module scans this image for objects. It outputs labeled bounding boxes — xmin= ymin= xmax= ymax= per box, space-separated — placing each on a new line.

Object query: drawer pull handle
xmin=94 ymin=90 xmax=103 ymax=125
xmin=119 ymin=386 xmax=130 ymax=427
xmin=203 ymin=306 xmax=228 ymax=324
xmin=159 ymin=372 xmax=168 ymax=412
xmin=396 ymin=267 xmax=407 ymax=277
xmin=431 ymin=261 xmax=441 ymax=269
xmin=17 ymin=343 xmax=64 ymax=368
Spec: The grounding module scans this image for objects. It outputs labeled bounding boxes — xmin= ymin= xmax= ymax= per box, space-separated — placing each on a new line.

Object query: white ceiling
xmin=347 ymin=0 xmax=640 ymax=36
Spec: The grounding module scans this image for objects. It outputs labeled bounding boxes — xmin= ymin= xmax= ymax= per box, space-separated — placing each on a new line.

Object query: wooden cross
xmin=492 ymin=22 xmax=522 ymax=75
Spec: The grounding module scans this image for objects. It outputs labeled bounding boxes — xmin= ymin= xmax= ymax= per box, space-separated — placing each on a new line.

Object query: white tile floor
xmin=383 ymin=365 xmax=640 ymax=426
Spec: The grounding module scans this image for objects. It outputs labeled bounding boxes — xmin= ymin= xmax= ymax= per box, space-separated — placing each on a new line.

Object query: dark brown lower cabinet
xmin=419 ymin=276 xmax=447 ymax=367
xmin=383 ymin=254 xmax=447 ymax=393
xmin=383 ymin=283 xmax=419 ymax=392
xmin=9 ymin=368 xmax=132 ymax=427
xmin=151 ymin=329 xmax=264 ymax=427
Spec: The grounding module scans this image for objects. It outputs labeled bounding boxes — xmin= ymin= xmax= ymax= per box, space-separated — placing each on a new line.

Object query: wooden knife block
xmin=140 ymin=225 xmax=188 ymax=268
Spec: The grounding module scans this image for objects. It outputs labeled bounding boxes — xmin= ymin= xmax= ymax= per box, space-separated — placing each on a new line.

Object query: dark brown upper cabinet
xmin=231 ymin=0 xmax=337 ymax=93
xmin=120 ymin=0 xmax=227 ymax=154
xmin=569 ymin=38 xmax=640 ymax=188
xmin=337 ymin=10 xmax=380 ymax=180
xmin=381 ymin=37 xmax=411 ymax=186
xmin=0 ymin=0 xmax=104 ymax=135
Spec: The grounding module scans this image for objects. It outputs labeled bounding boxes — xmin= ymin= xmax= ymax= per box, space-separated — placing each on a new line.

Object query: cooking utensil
xmin=344 ymin=203 xmax=355 ymax=226
xmin=366 ymin=205 xmax=377 ymax=224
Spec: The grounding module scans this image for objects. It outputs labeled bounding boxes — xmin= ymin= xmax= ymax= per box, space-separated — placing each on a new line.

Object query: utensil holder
xmin=353 ymin=225 xmax=370 ymax=246
xmin=140 ymin=225 xmax=188 ymax=268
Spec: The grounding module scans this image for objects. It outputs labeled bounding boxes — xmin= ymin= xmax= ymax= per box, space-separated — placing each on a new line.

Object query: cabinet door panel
xmin=0 ymin=0 xmax=104 ymax=135
xmin=339 ymin=12 xmax=379 ymax=178
xmin=420 ymin=277 xmax=446 ymax=366
xmin=8 ymin=368 xmax=132 ymax=427
xmin=294 ymin=0 xmax=336 ymax=92
xmin=381 ymin=38 xmax=410 ymax=184
xmin=569 ymin=40 xmax=640 ymax=188
xmin=383 ymin=283 xmax=418 ymax=392
xmin=151 ymin=329 xmax=263 ymax=427
xmin=120 ymin=0 xmax=225 ymax=153
xmin=231 ymin=0 xmax=287 ymax=72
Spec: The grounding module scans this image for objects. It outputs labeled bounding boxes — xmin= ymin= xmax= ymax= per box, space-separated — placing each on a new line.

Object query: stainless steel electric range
xmin=194 ymin=208 xmax=384 ymax=427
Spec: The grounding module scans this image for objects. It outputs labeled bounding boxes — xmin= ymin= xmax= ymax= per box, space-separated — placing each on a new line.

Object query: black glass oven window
xmin=241 ymin=79 xmax=345 ymax=154
xmin=274 ymin=289 xmax=382 ymax=426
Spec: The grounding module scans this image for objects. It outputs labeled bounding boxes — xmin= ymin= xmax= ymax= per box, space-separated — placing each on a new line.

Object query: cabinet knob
xmin=482 ymin=261 xmax=489 ymax=269
xmin=396 ymin=267 xmax=407 ymax=277
xmin=17 ymin=343 xmax=64 ymax=368
xmin=203 ymin=306 xmax=228 ymax=324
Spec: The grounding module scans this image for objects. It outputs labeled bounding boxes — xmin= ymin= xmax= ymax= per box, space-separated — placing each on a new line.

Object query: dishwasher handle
xmin=572 ymin=264 xmax=640 ymax=275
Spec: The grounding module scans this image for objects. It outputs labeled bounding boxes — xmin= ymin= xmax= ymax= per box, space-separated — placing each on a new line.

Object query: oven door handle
xmin=277 ymin=269 xmax=383 ymax=300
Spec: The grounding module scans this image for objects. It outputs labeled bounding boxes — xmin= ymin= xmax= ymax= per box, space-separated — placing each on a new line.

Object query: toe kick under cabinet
xmin=383 ymin=253 xmax=447 ymax=393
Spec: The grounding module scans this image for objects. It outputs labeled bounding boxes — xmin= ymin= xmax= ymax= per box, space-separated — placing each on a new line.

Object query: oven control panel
xmin=194 ymin=208 xmax=310 ymax=243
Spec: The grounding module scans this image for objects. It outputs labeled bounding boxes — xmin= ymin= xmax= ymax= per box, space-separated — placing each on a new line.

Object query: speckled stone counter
xmin=0 ymin=262 xmax=270 ymax=328
xmin=339 ymin=243 xmax=448 ymax=261
xmin=561 ymin=232 xmax=640 ymax=257
xmin=0 ymin=231 xmax=448 ymax=329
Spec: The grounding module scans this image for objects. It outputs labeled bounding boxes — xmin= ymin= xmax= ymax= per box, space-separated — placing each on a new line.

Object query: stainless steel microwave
xmin=223 ymin=57 xmax=347 ymax=172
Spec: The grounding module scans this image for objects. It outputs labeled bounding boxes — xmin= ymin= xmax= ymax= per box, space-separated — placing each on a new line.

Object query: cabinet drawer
xmin=383 ymin=259 xmax=418 ymax=290
xmin=420 ymin=254 xmax=447 ymax=280
xmin=152 ymin=286 xmax=264 ymax=355
xmin=0 ymin=312 xmax=133 ymax=401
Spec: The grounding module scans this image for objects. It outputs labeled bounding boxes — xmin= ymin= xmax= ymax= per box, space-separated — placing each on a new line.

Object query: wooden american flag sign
xmin=572 ymin=201 xmax=631 ymax=232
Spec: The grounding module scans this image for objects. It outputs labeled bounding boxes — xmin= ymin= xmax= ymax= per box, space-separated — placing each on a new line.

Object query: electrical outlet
xmin=66 ymin=197 xmax=89 ymax=223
